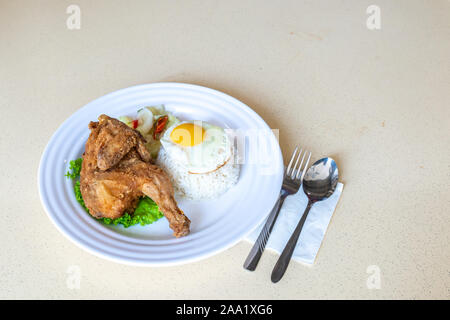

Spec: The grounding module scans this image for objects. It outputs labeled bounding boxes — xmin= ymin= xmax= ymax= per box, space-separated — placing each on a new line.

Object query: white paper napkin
xmin=245 ymin=182 xmax=344 ymax=265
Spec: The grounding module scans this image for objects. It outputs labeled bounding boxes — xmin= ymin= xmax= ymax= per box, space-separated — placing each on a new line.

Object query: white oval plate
xmin=38 ymin=83 xmax=283 ymax=266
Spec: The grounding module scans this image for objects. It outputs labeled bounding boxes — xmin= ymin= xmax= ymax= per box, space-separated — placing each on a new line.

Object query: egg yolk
xmin=170 ymin=123 xmax=205 ymax=147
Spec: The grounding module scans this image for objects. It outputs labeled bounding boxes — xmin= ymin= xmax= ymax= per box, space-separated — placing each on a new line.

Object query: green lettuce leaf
xmin=65 ymin=158 xmax=83 ymax=179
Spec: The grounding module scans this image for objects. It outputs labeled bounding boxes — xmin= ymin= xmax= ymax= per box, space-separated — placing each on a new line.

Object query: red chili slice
xmin=153 ymin=115 xmax=168 ymax=139
xmin=132 ymin=119 xmax=139 ymax=129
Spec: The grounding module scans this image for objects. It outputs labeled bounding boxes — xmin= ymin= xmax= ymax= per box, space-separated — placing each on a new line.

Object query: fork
xmin=243 ymin=147 xmax=312 ymax=271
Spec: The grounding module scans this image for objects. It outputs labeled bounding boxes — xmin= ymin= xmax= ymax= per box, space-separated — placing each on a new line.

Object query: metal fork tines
xmin=243 ymin=147 xmax=312 ymax=271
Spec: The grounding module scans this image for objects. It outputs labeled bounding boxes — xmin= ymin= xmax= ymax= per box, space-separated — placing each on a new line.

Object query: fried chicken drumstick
xmin=80 ymin=114 xmax=190 ymax=237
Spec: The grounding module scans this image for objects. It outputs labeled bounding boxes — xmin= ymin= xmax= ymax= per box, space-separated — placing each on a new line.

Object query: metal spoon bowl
xmin=303 ymin=157 xmax=339 ymax=201
xmin=271 ymin=157 xmax=339 ymax=283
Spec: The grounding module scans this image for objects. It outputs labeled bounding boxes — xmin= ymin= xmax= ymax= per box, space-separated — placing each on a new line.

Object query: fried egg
xmin=160 ymin=121 xmax=232 ymax=174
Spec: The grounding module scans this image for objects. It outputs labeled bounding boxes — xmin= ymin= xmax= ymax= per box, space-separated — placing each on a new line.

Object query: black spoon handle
xmin=271 ymin=200 xmax=313 ymax=283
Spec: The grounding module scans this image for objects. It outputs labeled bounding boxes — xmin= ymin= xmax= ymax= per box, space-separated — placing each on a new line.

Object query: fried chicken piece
xmin=80 ymin=114 xmax=190 ymax=237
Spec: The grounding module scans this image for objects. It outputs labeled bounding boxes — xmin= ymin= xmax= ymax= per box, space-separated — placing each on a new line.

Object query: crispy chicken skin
xmin=80 ymin=114 xmax=190 ymax=237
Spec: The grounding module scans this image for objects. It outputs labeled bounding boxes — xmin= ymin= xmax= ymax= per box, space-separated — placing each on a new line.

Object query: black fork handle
xmin=243 ymin=191 xmax=288 ymax=271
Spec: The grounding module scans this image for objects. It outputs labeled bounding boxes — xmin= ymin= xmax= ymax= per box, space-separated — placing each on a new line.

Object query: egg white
xmin=160 ymin=121 xmax=232 ymax=174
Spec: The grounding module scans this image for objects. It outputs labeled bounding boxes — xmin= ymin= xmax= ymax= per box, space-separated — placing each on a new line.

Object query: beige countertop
xmin=1 ymin=0 xmax=449 ymax=299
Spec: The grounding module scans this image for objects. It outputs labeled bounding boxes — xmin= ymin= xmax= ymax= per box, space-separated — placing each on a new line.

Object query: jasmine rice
xmin=156 ymin=147 xmax=240 ymax=200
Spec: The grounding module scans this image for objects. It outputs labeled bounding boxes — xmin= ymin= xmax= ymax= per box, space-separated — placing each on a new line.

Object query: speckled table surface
xmin=1 ymin=0 xmax=449 ymax=299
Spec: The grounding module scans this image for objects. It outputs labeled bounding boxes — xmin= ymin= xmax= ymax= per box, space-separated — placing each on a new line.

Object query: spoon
xmin=271 ymin=157 xmax=339 ymax=283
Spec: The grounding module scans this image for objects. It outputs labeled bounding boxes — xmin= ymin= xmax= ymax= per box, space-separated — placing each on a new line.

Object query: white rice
xmin=156 ymin=147 xmax=240 ymax=200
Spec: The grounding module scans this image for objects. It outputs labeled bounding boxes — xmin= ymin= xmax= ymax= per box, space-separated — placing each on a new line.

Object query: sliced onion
xmin=136 ymin=107 xmax=154 ymax=134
